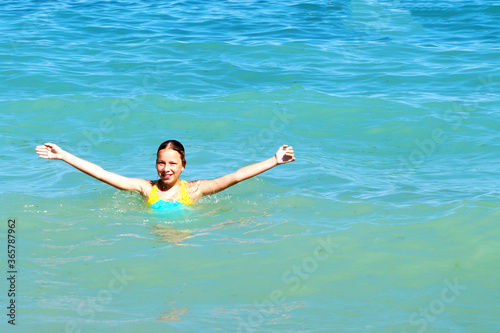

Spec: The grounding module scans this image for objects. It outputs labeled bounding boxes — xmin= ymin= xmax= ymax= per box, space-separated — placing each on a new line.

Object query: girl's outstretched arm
xmin=35 ymin=143 xmax=150 ymax=195
xmin=194 ymin=145 xmax=295 ymax=198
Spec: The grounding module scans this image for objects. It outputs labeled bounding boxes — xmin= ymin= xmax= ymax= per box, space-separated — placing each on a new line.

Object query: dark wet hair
xmin=157 ymin=140 xmax=186 ymax=167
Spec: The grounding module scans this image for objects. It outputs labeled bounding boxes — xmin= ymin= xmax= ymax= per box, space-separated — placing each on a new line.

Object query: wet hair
xmin=157 ymin=140 xmax=186 ymax=167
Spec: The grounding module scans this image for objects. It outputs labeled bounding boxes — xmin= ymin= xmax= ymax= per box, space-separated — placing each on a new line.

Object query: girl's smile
xmin=156 ymin=149 xmax=185 ymax=186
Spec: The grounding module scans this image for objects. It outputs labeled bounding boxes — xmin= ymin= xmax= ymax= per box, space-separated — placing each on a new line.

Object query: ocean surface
xmin=1 ymin=0 xmax=499 ymax=332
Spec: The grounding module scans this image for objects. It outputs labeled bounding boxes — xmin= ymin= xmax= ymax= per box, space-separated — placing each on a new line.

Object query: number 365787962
xmin=7 ymin=219 xmax=16 ymax=268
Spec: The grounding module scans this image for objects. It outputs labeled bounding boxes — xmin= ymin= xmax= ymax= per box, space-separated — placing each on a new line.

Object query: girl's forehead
xmin=157 ymin=149 xmax=182 ymax=160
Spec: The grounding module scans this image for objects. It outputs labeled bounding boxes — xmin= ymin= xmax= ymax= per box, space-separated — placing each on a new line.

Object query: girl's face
xmin=156 ymin=149 xmax=185 ymax=185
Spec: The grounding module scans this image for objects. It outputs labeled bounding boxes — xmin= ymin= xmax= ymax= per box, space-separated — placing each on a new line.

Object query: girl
xmin=35 ymin=141 xmax=295 ymax=210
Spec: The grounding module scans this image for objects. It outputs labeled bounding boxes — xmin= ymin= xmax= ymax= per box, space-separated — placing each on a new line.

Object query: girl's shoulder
xmin=186 ymin=179 xmax=205 ymax=189
xmin=185 ymin=180 xmax=205 ymax=201
xmin=137 ymin=179 xmax=157 ymax=198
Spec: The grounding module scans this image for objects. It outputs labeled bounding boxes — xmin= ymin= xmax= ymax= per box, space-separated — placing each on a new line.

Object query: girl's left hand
xmin=275 ymin=145 xmax=295 ymax=164
xmin=35 ymin=143 xmax=67 ymax=160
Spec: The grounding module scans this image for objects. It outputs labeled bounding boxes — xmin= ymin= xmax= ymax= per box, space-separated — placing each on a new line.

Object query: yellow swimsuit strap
xmin=178 ymin=180 xmax=193 ymax=206
xmin=147 ymin=180 xmax=193 ymax=206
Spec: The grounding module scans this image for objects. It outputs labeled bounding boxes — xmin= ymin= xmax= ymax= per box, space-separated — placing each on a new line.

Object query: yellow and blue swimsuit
xmin=147 ymin=180 xmax=193 ymax=211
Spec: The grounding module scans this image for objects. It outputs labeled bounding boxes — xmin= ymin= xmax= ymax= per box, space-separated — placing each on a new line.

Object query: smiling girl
xmin=35 ymin=140 xmax=295 ymax=210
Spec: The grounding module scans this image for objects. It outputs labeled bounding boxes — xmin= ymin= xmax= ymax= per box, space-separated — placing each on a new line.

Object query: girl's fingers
xmin=35 ymin=145 xmax=51 ymax=159
xmin=37 ymin=153 xmax=49 ymax=159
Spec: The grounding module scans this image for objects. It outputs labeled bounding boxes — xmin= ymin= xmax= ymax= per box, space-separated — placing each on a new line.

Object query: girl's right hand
xmin=35 ymin=143 xmax=67 ymax=160
xmin=275 ymin=144 xmax=295 ymax=164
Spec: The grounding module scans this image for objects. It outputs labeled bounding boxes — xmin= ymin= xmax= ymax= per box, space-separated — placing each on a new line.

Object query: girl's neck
xmin=157 ymin=179 xmax=179 ymax=192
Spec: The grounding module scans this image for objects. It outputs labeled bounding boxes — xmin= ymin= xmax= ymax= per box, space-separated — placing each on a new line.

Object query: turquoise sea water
xmin=1 ymin=0 xmax=500 ymax=332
